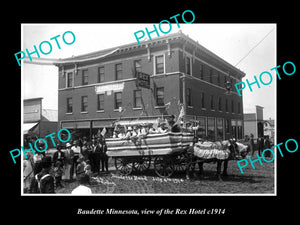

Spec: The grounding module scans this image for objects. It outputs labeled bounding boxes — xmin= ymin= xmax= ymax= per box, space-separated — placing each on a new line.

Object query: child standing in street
xmin=53 ymin=161 xmax=64 ymax=189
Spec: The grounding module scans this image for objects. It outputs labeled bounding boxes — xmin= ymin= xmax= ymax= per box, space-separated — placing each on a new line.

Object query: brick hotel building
xmin=55 ymin=31 xmax=245 ymax=140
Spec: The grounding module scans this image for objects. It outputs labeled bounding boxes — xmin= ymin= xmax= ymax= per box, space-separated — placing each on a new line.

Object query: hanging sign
xmin=136 ymin=71 xmax=150 ymax=89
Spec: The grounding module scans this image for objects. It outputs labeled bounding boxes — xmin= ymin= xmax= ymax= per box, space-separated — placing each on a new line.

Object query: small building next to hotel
xmin=23 ymin=97 xmax=58 ymax=147
xmin=55 ymin=31 xmax=245 ymax=140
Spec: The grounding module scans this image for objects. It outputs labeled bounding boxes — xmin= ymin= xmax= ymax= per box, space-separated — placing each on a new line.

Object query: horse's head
xmin=223 ymin=140 xmax=248 ymax=160
xmin=234 ymin=142 xmax=248 ymax=159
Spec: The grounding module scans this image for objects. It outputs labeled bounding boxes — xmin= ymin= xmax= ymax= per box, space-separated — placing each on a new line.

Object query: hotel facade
xmin=55 ymin=31 xmax=245 ymax=140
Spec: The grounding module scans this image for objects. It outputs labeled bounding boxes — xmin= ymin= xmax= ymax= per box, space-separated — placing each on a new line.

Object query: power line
xmin=235 ymin=28 xmax=275 ymax=67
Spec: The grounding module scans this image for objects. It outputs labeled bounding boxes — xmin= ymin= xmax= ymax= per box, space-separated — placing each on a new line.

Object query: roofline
xmin=24 ymin=97 xmax=43 ymax=102
xmin=53 ymin=31 xmax=245 ymax=76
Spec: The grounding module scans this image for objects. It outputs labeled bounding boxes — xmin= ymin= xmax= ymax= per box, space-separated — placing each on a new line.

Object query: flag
xmin=101 ymin=127 xmax=107 ymax=136
xmin=177 ymin=104 xmax=185 ymax=123
xmin=165 ymin=101 xmax=171 ymax=109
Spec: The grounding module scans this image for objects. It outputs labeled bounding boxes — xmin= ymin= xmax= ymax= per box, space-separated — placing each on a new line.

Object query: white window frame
xmin=153 ymin=53 xmax=166 ymax=75
xmin=66 ymin=71 xmax=74 ymax=88
xmin=183 ymin=51 xmax=193 ymax=76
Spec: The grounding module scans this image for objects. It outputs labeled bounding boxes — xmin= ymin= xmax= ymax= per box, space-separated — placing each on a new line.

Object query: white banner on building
xmin=95 ymin=82 xmax=124 ymax=94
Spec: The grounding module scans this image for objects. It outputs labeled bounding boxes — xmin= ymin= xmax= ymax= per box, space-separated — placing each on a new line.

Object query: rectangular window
xmin=134 ymin=60 xmax=142 ymax=76
xmin=187 ymin=88 xmax=192 ymax=106
xmin=197 ymin=117 xmax=206 ymax=138
xmin=66 ymin=97 xmax=72 ymax=113
xmin=134 ymin=90 xmax=142 ymax=108
xmin=210 ymin=95 xmax=214 ymax=110
xmin=155 ymin=55 xmax=164 ymax=74
xmin=225 ymin=119 xmax=230 ymax=133
xmin=186 ymin=56 xmax=191 ymax=75
xmin=97 ymin=94 xmax=104 ymax=111
xmin=115 ymin=63 xmax=122 ymax=80
xmin=201 ymin=92 xmax=205 ymax=109
xmin=200 ymin=64 xmax=204 ymax=80
xmin=238 ymin=102 xmax=241 ymax=114
xmin=217 ymin=118 xmax=224 ymax=140
xmin=98 ymin=67 xmax=104 ymax=83
xmin=156 ymin=87 xmax=164 ymax=106
xmin=225 ymin=99 xmax=228 ymax=112
xmin=81 ymin=96 xmax=88 ymax=112
xmin=218 ymin=97 xmax=222 ymax=111
xmin=114 ymin=92 xmax=122 ymax=109
xmin=231 ymin=100 xmax=234 ymax=113
xmin=82 ymin=70 xmax=88 ymax=85
xmin=209 ymin=69 xmax=213 ymax=83
xmin=67 ymin=72 xmax=73 ymax=88
xmin=217 ymin=72 xmax=220 ymax=85
xmin=237 ymin=120 xmax=243 ymax=139
xmin=207 ymin=117 xmax=216 ymax=140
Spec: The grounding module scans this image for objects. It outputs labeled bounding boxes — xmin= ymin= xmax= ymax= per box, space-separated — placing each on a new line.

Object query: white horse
xmin=187 ymin=140 xmax=249 ymax=180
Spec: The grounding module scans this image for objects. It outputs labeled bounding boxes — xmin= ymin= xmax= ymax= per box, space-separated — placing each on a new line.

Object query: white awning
xmin=23 ymin=122 xmax=38 ymax=134
xmin=116 ymin=118 xmax=159 ymax=126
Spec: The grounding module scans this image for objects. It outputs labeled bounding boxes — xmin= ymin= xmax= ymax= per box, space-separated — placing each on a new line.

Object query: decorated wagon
xmin=106 ymin=132 xmax=194 ymax=178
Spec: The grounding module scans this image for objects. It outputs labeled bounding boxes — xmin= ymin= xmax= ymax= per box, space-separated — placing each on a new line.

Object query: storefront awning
xmin=116 ymin=118 xmax=159 ymax=126
xmin=61 ymin=120 xmax=115 ymax=129
xmin=23 ymin=122 xmax=38 ymax=134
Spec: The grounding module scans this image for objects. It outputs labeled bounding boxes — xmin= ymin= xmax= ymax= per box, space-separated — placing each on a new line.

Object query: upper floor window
xmin=66 ymin=97 xmax=72 ymax=113
xmin=134 ymin=90 xmax=142 ymax=108
xmin=210 ymin=95 xmax=214 ymax=110
xmin=209 ymin=69 xmax=213 ymax=83
xmin=82 ymin=70 xmax=88 ymax=85
xmin=187 ymin=88 xmax=192 ymax=106
xmin=134 ymin=60 xmax=142 ymax=76
xmin=155 ymin=55 xmax=164 ymax=74
xmin=115 ymin=63 xmax=122 ymax=80
xmin=98 ymin=67 xmax=104 ymax=83
xmin=97 ymin=94 xmax=104 ymax=111
xmin=200 ymin=92 xmax=205 ymax=109
xmin=225 ymin=99 xmax=229 ymax=112
xmin=67 ymin=72 xmax=73 ymax=88
xmin=200 ymin=64 xmax=204 ymax=80
xmin=114 ymin=92 xmax=122 ymax=109
xmin=81 ymin=96 xmax=88 ymax=112
xmin=218 ymin=97 xmax=222 ymax=111
xmin=186 ymin=56 xmax=191 ymax=75
xmin=156 ymin=87 xmax=164 ymax=106
xmin=217 ymin=72 xmax=220 ymax=85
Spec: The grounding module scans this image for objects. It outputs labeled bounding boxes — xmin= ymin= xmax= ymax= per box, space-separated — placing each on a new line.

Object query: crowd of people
xmin=246 ymin=133 xmax=272 ymax=157
xmin=24 ymin=136 xmax=109 ymax=194
xmin=112 ymin=115 xmax=182 ymax=140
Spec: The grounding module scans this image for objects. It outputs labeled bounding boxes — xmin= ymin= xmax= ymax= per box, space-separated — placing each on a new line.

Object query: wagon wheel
xmin=153 ymin=155 xmax=174 ymax=178
xmin=114 ymin=157 xmax=133 ymax=175
xmin=132 ymin=156 xmax=151 ymax=172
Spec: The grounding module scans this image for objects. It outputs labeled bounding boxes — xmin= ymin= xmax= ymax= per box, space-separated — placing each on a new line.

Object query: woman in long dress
xmin=63 ymin=143 xmax=74 ymax=181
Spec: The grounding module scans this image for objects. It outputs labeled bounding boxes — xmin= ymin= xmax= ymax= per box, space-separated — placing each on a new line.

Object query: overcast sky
xmin=22 ymin=23 xmax=276 ymax=119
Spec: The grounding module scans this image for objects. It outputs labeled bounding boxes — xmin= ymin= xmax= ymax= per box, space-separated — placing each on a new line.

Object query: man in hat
xmin=53 ymin=144 xmax=65 ymax=166
xmin=100 ymin=139 xmax=109 ymax=173
xmin=30 ymin=156 xmax=55 ymax=193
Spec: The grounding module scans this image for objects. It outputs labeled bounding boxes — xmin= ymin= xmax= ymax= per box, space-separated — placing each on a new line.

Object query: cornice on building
xmin=54 ymin=31 xmax=245 ymax=78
